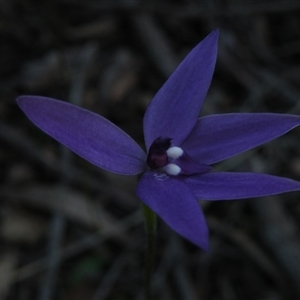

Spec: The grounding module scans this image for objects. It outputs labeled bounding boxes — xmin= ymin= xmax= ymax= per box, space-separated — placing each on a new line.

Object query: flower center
xmin=147 ymin=136 xmax=212 ymax=176
xmin=147 ymin=136 xmax=185 ymax=176
xmin=147 ymin=137 xmax=171 ymax=169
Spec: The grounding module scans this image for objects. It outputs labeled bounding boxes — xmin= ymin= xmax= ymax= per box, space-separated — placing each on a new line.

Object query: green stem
xmin=142 ymin=203 xmax=157 ymax=300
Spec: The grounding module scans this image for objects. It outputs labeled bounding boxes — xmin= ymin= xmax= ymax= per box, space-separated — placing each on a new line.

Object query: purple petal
xmin=17 ymin=96 xmax=146 ymax=175
xmin=136 ymin=171 xmax=209 ymax=249
xmin=181 ymin=113 xmax=300 ymax=164
xmin=143 ymin=30 xmax=219 ymax=150
xmin=176 ymin=152 xmax=211 ymax=175
xmin=183 ymin=172 xmax=300 ymax=200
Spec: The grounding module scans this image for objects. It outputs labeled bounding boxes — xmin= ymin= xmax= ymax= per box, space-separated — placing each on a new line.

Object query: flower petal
xmin=175 ymin=152 xmax=211 ymax=175
xmin=17 ymin=96 xmax=146 ymax=175
xmin=183 ymin=172 xmax=300 ymax=200
xmin=181 ymin=113 xmax=300 ymax=164
xmin=143 ymin=30 xmax=219 ymax=150
xmin=136 ymin=171 xmax=209 ymax=249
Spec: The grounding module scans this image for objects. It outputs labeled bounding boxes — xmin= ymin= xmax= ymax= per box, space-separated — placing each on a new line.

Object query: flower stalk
xmin=142 ymin=203 xmax=157 ymax=300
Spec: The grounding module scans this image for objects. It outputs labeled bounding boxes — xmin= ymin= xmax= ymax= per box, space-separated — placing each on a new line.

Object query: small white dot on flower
xmin=166 ymin=147 xmax=183 ymax=159
xmin=154 ymin=172 xmax=169 ymax=181
xmin=164 ymin=163 xmax=181 ymax=176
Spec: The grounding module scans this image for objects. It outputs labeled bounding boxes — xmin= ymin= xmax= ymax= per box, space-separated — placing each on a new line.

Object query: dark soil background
xmin=1 ymin=1 xmax=300 ymax=299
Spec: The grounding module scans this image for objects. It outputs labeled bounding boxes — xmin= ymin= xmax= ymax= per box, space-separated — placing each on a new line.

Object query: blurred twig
xmin=207 ymin=217 xmax=283 ymax=286
xmin=0 ymin=121 xmax=137 ymax=203
xmin=38 ymin=43 xmax=98 ymax=300
xmin=252 ymin=196 xmax=300 ymax=295
xmin=132 ymin=13 xmax=179 ymax=78
xmin=11 ymin=211 xmax=142 ymax=283
xmin=61 ymin=0 xmax=300 ymax=16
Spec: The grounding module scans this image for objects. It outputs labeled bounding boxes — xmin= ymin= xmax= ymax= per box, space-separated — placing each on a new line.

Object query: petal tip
xmin=205 ymin=28 xmax=219 ymax=43
xmin=16 ymin=95 xmax=31 ymax=111
xmin=212 ymin=28 xmax=220 ymax=36
xmin=16 ymin=95 xmax=26 ymax=105
xmin=16 ymin=95 xmax=42 ymax=108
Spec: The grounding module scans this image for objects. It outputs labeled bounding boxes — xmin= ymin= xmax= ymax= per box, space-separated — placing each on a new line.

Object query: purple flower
xmin=17 ymin=30 xmax=300 ymax=250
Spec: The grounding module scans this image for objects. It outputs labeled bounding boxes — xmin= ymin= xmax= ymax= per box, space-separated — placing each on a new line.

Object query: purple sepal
xmin=183 ymin=172 xmax=300 ymax=200
xmin=137 ymin=171 xmax=209 ymax=250
xmin=17 ymin=96 xmax=146 ymax=175
xmin=181 ymin=113 xmax=300 ymax=165
xmin=143 ymin=30 xmax=219 ymax=150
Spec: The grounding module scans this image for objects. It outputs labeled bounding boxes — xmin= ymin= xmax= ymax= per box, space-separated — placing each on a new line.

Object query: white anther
xmin=164 ymin=163 xmax=181 ymax=176
xmin=166 ymin=146 xmax=183 ymax=159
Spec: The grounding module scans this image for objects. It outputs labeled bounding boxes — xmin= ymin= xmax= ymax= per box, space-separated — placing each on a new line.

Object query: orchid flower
xmin=17 ymin=30 xmax=300 ymax=250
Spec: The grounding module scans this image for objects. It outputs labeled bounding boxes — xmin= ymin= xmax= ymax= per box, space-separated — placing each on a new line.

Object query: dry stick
xmin=136 ymin=234 xmax=200 ymax=300
xmin=0 ymin=120 xmax=136 ymax=203
xmin=207 ymin=217 xmax=283 ymax=284
xmin=61 ymin=0 xmax=300 ymax=17
xmin=37 ymin=43 xmax=98 ymax=300
xmin=12 ymin=211 xmax=142 ymax=283
xmin=220 ymin=31 xmax=300 ymax=110
xmin=248 ymin=65 xmax=300 ymax=106
xmin=171 ymin=235 xmax=198 ymax=300
xmin=134 ymin=233 xmax=175 ymax=300
xmin=149 ymin=236 xmax=176 ymax=297
xmin=252 ymin=196 xmax=300 ymax=295
xmin=132 ymin=13 xmax=179 ymax=78
xmin=90 ymin=238 xmax=141 ymax=300
xmin=142 ymin=204 xmax=157 ymax=300
xmin=37 ymin=149 xmax=69 ymax=300
xmin=220 ymin=31 xmax=300 ymax=121
xmin=90 ymin=254 xmax=128 ymax=300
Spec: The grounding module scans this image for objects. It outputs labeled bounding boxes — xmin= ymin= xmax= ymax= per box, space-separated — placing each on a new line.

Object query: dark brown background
xmin=1 ymin=1 xmax=300 ymax=299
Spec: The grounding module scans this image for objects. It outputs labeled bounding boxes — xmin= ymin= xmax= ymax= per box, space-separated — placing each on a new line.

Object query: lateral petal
xmin=143 ymin=30 xmax=219 ymax=150
xmin=183 ymin=172 xmax=300 ymax=200
xmin=136 ymin=171 xmax=209 ymax=250
xmin=181 ymin=113 xmax=300 ymax=164
xmin=17 ymin=96 xmax=146 ymax=175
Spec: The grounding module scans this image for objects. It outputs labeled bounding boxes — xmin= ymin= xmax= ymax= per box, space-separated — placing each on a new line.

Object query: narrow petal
xmin=17 ymin=96 xmax=146 ymax=175
xmin=136 ymin=171 xmax=209 ymax=249
xmin=143 ymin=30 xmax=219 ymax=150
xmin=175 ymin=152 xmax=211 ymax=175
xmin=183 ymin=172 xmax=300 ymax=200
xmin=181 ymin=113 xmax=300 ymax=164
